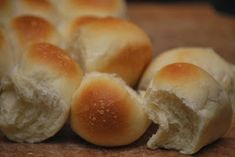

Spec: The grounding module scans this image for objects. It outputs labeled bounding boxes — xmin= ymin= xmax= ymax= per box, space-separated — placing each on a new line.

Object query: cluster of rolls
xmin=0 ymin=0 xmax=152 ymax=145
xmin=0 ymin=0 xmax=234 ymax=155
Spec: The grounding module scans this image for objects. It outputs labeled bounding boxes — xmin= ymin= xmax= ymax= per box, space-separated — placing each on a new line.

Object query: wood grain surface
xmin=1 ymin=2 xmax=235 ymax=157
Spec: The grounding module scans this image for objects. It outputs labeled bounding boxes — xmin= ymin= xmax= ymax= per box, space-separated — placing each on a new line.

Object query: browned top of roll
xmin=72 ymin=78 xmax=131 ymax=140
xmin=11 ymin=15 xmax=56 ymax=46
xmin=27 ymin=42 xmax=82 ymax=77
xmin=155 ymin=63 xmax=203 ymax=83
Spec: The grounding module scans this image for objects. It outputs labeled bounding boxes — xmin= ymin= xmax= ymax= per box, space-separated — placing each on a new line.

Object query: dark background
xmin=127 ymin=0 xmax=235 ymax=15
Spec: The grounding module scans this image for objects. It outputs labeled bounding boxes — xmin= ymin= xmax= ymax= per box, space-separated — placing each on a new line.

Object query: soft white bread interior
xmin=139 ymin=47 xmax=235 ymax=110
xmin=49 ymin=0 xmax=126 ymax=19
xmin=144 ymin=63 xmax=233 ymax=154
xmin=0 ymin=42 xmax=83 ymax=143
xmin=68 ymin=17 xmax=152 ymax=86
xmin=70 ymin=72 xmax=150 ymax=146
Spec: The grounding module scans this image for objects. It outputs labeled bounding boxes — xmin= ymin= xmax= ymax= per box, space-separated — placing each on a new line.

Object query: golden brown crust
xmin=71 ymin=78 xmax=131 ymax=144
xmin=12 ymin=15 xmax=55 ymax=46
xmin=74 ymin=17 xmax=153 ymax=87
xmin=98 ymin=44 xmax=152 ymax=86
xmin=27 ymin=43 xmax=82 ymax=77
xmin=155 ymin=63 xmax=203 ymax=84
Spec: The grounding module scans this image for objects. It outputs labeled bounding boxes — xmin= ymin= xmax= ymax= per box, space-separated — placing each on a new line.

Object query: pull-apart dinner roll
xmin=139 ymin=47 xmax=235 ymax=100
xmin=144 ymin=63 xmax=233 ymax=154
xmin=0 ymin=43 xmax=83 ymax=143
xmin=58 ymin=16 xmax=98 ymax=46
xmin=68 ymin=17 xmax=152 ymax=86
xmin=10 ymin=15 xmax=61 ymax=47
xmin=71 ymin=72 xmax=150 ymax=146
xmin=52 ymin=0 xmax=127 ymax=41
xmin=7 ymin=15 xmax=61 ymax=59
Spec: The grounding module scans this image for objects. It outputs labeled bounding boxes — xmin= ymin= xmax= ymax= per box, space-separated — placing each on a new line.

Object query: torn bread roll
xmin=68 ymin=17 xmax=152 ymax=86
xmin=139 ymin=47 xmax=235 ymax=97
xmin=70 ymin=72 xmax=150 ymax=146
xmin=144 ymin=63 xmax=233 ymax=154
xmin=0 ymin=42 xmax=83 ymax=143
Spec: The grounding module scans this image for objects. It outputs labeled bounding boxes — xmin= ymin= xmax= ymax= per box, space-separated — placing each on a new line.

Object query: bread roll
xmin=11 ymin=0 xmax=58 ymax=24
xmin=58 ymin=16 xmax=98 ymax=45
xmin=70 ymin=72 xmax=150 ymax=146
xmin=49 ymin=0 xmax=126 ymax=19
xmin=11 ymin=15 xmax=61 ymax=46
xmin=139 ymin=47 xmax=234 ymax=90
xmin=54 ymin=0 xmax=127 ymax=46
xmin=0 ymin=42 xmax=83 ymax=143
xmin=6 ymin=15 xmax=62 ymax=59
xmin=144 ymin=63 xmax=233 ymax=154
xmin=68 ymin=17 xmax=152 ymax=86
xmin=139 ymin=47 xmax=235 ymax=108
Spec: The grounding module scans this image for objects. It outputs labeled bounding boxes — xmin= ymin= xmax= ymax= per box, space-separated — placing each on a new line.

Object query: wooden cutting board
xmin=1 ymin=3 xmax=235 ymax=157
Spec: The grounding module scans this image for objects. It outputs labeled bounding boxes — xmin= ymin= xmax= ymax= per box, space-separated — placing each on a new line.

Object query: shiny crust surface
xmin=27 ymin=43 xmax=82 ymax=77
xmin=71 ymin=77 xmax=132 ymax=145
xmin=154 ymin=63 xmax=203 ymax=84
xmin=12 ymin=15 xmax=54 ymax=45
